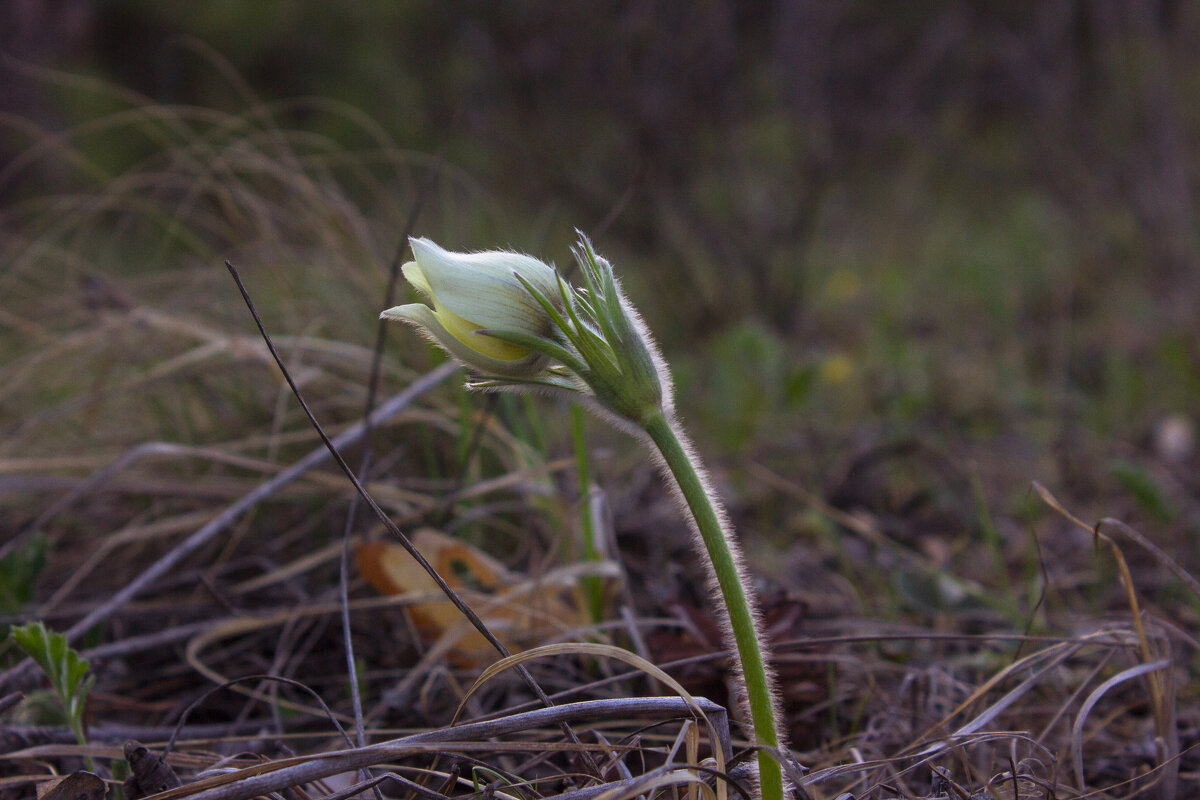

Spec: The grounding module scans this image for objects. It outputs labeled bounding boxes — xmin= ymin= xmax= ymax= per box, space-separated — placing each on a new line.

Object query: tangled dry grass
xmin=1 ymin=66 xmax=1198 ymax=799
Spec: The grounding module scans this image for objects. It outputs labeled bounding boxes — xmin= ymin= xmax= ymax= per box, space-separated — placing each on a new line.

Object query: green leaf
xmin=10 ymin=621 xmax=93 ymax=742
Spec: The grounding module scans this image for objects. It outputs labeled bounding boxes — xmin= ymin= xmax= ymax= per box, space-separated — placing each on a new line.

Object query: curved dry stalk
xmin=1071 ymin=658 xmax=1172 ymax=791
xmin=0 ymin=365 xmax=456 ymax=696
xmin=91 ymin=697 xmax=732 ymax=800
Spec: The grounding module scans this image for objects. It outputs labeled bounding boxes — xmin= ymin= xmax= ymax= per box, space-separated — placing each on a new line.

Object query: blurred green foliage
xmin=0 ymin=536 xmax=47 ymax=616
xmin=4 ymin=0 xmax=1198 ymax=539
xmin=1109 ymin=459 xmax=1176 ymax=525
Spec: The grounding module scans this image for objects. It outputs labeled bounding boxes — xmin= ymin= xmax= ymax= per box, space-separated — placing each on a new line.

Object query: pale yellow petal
xmin=381 ymin=303 xmax=544 ymax=377
xmin=400 ymin=260 xmax=432 ymax=297
xmin=432 ymin=304 xmax=528 ymax=361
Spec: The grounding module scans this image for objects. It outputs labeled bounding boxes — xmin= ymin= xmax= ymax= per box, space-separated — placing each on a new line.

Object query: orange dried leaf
xmin=356 ymin=529 xmax=589 ymax=665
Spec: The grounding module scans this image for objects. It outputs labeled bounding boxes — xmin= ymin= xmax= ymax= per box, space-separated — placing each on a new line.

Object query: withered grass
xmin=1 ymin=68 xmax=1197 ymax=799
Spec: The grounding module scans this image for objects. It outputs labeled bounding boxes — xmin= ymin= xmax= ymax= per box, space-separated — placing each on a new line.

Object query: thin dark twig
xmin=225 ymin=260 xmax=509 ymax=660
xmin=164 ymin=675 xmax=353 ymax=759
xmin=363 ymin=146 xmax=447 ymax=420
xmin=335 ymin=500 xmax=375 ymax=799
xmin=223 ymin=262 xmax=588 ymax=763
xmin=340 ymin=144 xmax=447 ymax=753
xmin=0 ymin=366 xmax=455 ymax=696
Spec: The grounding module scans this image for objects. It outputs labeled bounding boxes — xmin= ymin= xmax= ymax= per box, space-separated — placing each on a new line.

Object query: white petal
xmin=409 ymin=238 xmax=559 ymax=336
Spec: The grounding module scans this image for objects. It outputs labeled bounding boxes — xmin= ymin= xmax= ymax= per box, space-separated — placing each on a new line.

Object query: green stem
xmin=72 ymin=723 xmax=97 ymax=775
xmin=571 ymin=405 xmax=606 ymax=622
xmin=642 ymin=411 xmax=783 ymax=800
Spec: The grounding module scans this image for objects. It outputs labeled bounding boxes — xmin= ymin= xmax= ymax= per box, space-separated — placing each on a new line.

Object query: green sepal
xmin=469 ymin=372 xmax=588 ymax=394
xmin=474 ymin=327 xmax=589 ymax=377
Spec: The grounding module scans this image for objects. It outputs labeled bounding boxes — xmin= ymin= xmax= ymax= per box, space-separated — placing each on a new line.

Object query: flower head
xmin=379 ymin=233 xmax=782 ymax=799
xmin=381 ymin=237 xmax=561 ymax=377
xmin=383 ymin=233 xmax=673 ymax=429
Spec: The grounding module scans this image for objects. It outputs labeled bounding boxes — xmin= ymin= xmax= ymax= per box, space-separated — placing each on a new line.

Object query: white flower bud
xmin=381 ymin=237 xmax=560 ymax=377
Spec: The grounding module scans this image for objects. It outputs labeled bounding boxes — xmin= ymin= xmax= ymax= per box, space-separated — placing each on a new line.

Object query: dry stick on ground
xmin=0 ymin=362 xmax=458 ymax=696
xmin=224 ymin=262 xmax=603 ymax=782
xmin=128 ymin=697 xmax=732 ymax=800
xmin=0 ymin=720 xmax=279 ymax=752
xmin=3 ymin=443 xmax=240 ymax=564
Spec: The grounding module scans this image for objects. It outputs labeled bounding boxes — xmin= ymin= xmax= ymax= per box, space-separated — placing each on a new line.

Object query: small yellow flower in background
xmin=381 ymin=237 xmax=561 ymax=377
xmin=820 ymin=352 xmax=854 ymax=385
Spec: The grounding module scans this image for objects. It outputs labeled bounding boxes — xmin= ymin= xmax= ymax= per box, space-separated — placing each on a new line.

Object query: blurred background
xmin=6 ymin=0 xmax=1198 ymax=522
xmin=5 ymin=0 xmax=1200 ymax=579
xmin=3 ymin=0 xmax=1199 ymax=783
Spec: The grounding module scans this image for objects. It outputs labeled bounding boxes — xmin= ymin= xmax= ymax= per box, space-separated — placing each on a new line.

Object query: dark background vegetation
xmin=6 ymin=0 xmax=1192 ymax=583
xmin=2 ymin=1 xmax=1199 ymax=796
xmin=7 ymin=1 xmax=1199 ymax=427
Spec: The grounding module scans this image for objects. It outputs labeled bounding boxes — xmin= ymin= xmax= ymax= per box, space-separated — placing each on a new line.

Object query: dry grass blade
xmin=593 ymin=769 xmax=718 ymax=800
xmin=907 ymin=629 xmax=1137 ymax=757
xmin=313 ymin=770 xmax=453 ymax=800
xmin=539 ymin=768 xmax=731 ymax=800
xmin=1033 ymin=482 xmax=1171 ymax=763
xmin=0 ymin=365 xmax=456 ymax=695
xmin=1096 ymin=517 xmax=1200 ymax=601
xmin=915 ymin=643 xmax=1077 ymax=756
xmin=1070 ymin=657 xmax=1172 ymax=791
xmin=458 ymin=641 xmax=732 ymax=800
xmin=71 ymin=698 xmax=726 ymax=800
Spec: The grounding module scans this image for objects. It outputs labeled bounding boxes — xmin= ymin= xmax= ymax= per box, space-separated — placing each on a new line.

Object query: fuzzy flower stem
xmin=382 ymin=234 xmax=786 ymax=797
xmin=640 ymin=409 xmax=784 ymax=800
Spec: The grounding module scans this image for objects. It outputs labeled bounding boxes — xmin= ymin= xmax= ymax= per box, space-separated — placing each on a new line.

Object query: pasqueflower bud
xmin=381 ymin=238 xmax=560 ymax=377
